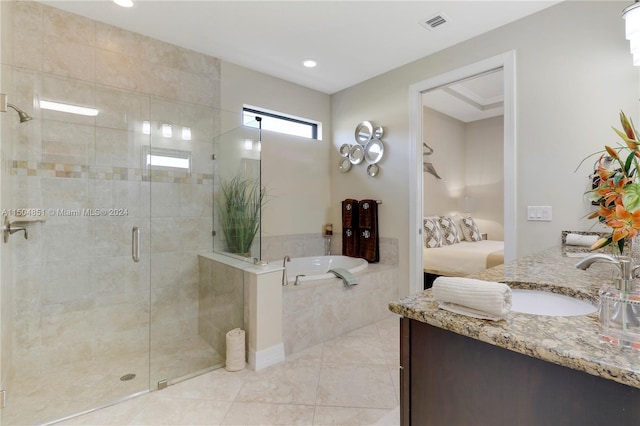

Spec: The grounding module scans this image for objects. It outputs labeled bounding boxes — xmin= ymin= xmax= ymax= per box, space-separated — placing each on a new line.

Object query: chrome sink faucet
xmin=575 ymin=253 xmax=640 ymax=290
xmin=576 ymin=253 xmax=640 ymax=327
xmin=282 ymin=255 xmax=291 ymax=286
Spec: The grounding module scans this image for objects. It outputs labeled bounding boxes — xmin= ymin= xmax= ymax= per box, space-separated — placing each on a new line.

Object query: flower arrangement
xmin=585 ymin=111 xmax=640 ymax=254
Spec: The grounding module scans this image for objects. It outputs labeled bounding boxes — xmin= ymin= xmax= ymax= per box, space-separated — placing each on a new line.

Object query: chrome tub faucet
xmin=282 ymin=255 xmax=291 ymax=286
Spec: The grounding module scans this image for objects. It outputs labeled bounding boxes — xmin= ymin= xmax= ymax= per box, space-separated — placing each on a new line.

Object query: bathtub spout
xmin=324 ymin=235 xmax=332 ymax=256
xmin=282 ymin=255 xmax=291 ymax=286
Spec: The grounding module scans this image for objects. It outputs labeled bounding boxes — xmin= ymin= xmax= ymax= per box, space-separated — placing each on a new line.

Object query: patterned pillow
xmin=438 ymin=216 xmax=460 ymax=245
xmin=423 ymin=217 xmax=442 ymax=248
xmin=461 ymin=217 xmax=482 ymax=242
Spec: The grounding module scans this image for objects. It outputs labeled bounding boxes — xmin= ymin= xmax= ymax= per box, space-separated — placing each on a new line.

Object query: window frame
xmin=242 ymin=106 xmax=319 ymax=140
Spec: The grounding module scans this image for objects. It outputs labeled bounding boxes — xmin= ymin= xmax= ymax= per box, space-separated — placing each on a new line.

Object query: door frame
xmin=408 ymin=51 xmax=516 ymax=295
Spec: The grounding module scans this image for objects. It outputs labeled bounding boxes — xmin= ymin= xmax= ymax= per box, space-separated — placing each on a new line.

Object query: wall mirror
xmin=355 ymin=121 xmax=374 ymax=145
xmin=348 ymin=144 xmax=365 ymax=164
xmin=364 ymin=138 xmax=384 ymax=164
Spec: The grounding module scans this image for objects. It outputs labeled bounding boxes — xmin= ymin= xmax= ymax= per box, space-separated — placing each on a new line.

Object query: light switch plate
xmin=527 ymin=206 xmax=552 ymax=221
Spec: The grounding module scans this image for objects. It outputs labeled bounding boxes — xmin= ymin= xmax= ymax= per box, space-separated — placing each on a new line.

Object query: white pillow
xmin=423 ymin=217 xmax=442 ymax=248
xmin=449 ymin=213 xmax=467 ymax=241
xmin=461 ymin=217 xmax=482 ymax=242
xmin=438 ymin=216 xmax=460 ymax=245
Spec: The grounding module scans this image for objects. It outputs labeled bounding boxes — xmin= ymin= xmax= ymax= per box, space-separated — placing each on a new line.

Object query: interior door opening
xmin=408 ymin=51 xmax=516 ymax=295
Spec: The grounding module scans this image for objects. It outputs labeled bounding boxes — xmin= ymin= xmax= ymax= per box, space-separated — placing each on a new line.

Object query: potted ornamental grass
xmin=217 ymin=173 xmax=266 ymax=256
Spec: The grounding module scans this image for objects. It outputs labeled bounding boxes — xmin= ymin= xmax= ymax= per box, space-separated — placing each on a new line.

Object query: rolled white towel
xmin=432 ymin=277 xmax=512 ymax=321
xmin=565 ymin=233 xmax=598 ymax=247
xmin=225 ymin=328 xmax=246 ymax=372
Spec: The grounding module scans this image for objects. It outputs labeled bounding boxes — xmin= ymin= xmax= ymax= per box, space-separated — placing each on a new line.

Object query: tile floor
xmin=57 ymin=315 xmax=401 ymax=426
xmin=4 ymin=335 xmax=224 ymax=426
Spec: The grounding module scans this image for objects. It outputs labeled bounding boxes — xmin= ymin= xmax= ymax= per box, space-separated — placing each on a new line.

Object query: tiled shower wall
xmin=3 ymin=1 xmax=220 ymax=382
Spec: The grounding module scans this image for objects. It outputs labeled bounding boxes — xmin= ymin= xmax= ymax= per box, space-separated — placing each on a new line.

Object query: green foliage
xmin=217 ymin=174 xmax=266 ymax=254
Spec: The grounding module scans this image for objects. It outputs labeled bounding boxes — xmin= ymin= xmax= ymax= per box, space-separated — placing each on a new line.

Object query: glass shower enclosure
xmin=0 ymin=63 xmax=257 ymax=424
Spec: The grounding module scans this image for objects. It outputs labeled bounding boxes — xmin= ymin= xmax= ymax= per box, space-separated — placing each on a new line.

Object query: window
xmin=143 ymin=147 xmax=191 ymax=171
xmin=243 ymin=107 xmax=320 ymax=140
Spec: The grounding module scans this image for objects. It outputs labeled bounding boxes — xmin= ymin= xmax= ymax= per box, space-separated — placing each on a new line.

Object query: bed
xmin=422 ymin=214 xmax=504 ymax=287
xmin=423 ymin=240 xmax=504 ymax=276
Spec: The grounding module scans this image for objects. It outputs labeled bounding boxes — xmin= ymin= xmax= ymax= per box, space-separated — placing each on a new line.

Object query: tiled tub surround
xmin=284 ymin=263 xmax=399 ymax=355
xmin=2 ymin=1 xmax=225 ymax=424
xmin=199 ymin=254 xmax=399 ymax=366
xmin=389 ymin=246 xmax=640 ymax=390
xmin=262 ymin=233 xmax=399 ymax=266
xmin=262 ymin=233 xmax=400 ymax=355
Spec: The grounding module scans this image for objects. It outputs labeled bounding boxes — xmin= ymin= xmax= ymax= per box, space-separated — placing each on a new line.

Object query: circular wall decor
xmin=354 ymin=121 xmax=374 ymax=145
xmin=364 ymin=138 xmax=384 ymax=164
xmin=339 ymin=157 xmax=352 ymax=173
xmin=348 ymin=144 xmax=365 ymax=164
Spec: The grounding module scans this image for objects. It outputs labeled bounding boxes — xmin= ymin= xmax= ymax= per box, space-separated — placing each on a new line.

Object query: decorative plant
xmin=583 ymin=111 xmax=640 ymax=253
xmin=217 ymin=173 xmax=266 ymax=255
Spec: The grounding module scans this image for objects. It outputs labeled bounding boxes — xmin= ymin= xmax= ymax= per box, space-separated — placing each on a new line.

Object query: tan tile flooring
xmin=57 ymin=316 xmax=401 ymax=425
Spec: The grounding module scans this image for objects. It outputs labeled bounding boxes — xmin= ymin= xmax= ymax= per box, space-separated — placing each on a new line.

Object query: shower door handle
xmin=132 ymin=226 xmax=140 ymax=263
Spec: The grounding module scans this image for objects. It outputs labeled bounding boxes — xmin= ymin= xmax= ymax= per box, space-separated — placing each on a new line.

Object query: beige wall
xmin=220 ymin=62 xmax=332 ymax=238
xmin=464 ymin=115 xmax=504 ymax=240
xmin=423 ymin=108 xmax=466 ymax=215
xmin=332 ymin=1 xmax=638 ymax=296
xmin=423 ymin=109 xmax=504 ymax=240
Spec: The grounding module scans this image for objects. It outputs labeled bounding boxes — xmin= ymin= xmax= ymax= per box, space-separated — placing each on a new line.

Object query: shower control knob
xmin=2 ymin=215 xmax=28 ymax=243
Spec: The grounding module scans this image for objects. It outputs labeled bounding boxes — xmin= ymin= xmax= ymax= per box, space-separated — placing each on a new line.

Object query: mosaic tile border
xmin=11 ymin=160 xmax=214 ymax=184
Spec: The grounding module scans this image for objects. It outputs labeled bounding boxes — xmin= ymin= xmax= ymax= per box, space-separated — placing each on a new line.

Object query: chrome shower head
xmin=0 ymin=94 xmax=33 ymax=124
xmin=7 ymin=104 xmax=33 ymax=123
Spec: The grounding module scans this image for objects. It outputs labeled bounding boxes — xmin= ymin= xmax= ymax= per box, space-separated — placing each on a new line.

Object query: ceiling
xmin=38 ymin=0 xmax=561 ymax=95
xmin=422 ymin=69 xmax=504 ymax=123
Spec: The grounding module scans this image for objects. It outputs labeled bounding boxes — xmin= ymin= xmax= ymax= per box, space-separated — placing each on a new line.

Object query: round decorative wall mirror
xmin=364 ymin=138 xmax=384 ymax=164
xmin=355 ymin=121 xmax=374 ymax=145
xmin=348 ymin=144 xmax=365 ymax=164
xmin=339 ymin=157 xmax=352 ymax=173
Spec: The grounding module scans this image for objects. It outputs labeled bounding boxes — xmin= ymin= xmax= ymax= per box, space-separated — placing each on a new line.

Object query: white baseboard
xmin=248 ymin=343 xmax=285 ymax=371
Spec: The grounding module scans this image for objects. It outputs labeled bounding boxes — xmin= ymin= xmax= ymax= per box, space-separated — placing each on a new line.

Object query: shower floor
xmin=2 ymin=335 xmax=223 ymax=426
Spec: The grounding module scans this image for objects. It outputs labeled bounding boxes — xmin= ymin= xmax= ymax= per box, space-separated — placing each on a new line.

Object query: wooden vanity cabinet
xmin=399 ymin=317 xmax=640 ymax=426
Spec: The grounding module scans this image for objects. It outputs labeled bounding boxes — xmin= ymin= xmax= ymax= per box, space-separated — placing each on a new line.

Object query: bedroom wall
xmin=423 ymin=108 xmax=465 ymax=215
xmin=465 ymin=116 xmax=504 ymax=240
xmin=423 ymin=108 xmax=504 ymax=240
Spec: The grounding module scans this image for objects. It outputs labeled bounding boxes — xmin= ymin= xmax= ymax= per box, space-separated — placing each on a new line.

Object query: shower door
xmin=0 ymin=67 xmax=153 ymax=425
xmin=147 ymin=96 xmax=226 ymax=389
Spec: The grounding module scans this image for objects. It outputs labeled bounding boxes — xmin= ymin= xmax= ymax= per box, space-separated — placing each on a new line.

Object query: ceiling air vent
xmin=420 ymin=13 xmax=449 ymax=31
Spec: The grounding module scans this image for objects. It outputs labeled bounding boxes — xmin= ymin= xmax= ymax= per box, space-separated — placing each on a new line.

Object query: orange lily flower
xmin=588 ymin=204 xmax=615 ymax=221
xmin=595 ymin=174 xmax=632 ymax=206
xmin=606 ymin=202 xmax=640 ymax=242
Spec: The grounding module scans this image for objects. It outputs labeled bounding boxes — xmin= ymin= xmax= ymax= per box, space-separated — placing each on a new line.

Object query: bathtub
xmin=285 ymin=255 xmax=368 ymax=284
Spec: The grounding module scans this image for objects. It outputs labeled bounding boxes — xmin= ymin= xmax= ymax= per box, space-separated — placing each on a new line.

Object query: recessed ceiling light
xmin=303 ymin=59 xmax=317 ymax=68
xmin=113 ymin=0 xmax=134 ymax=8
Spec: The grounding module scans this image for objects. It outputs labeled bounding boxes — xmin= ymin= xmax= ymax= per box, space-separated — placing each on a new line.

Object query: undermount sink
xmin=510 ymin=289 xmax=597 ymax=317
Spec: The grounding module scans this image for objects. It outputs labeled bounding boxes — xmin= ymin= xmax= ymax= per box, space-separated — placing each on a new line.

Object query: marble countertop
xmin=389 ymin=246 xmax=640 ymax=389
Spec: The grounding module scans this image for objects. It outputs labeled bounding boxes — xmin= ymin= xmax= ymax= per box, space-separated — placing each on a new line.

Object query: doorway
xmin=408 ymin=52 xmax=516 ymax=295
